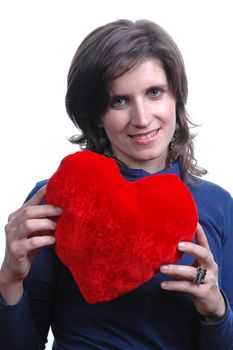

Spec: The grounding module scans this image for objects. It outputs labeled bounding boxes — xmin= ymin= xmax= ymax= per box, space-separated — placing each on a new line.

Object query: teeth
xmin=131 ymin=129 xmax=158 ymax=140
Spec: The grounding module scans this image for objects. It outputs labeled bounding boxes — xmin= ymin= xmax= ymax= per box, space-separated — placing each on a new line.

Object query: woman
xmin=1 ymin=19 xmax=233 ymax=349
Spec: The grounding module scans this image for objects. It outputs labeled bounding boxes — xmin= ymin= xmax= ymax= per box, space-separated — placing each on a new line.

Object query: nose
xmin=130 ymin=99 xmax=151 ymax=128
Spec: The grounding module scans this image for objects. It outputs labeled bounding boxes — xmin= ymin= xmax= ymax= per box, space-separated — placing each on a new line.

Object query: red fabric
xmin=45 ymin=151 xmax=198 ymax=304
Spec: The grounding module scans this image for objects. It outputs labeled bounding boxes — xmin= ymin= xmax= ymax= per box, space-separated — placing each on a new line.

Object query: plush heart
xmin=45 ymin=151 xmax=198 ymax=304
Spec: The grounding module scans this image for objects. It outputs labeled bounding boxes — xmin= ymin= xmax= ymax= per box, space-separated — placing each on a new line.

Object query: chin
xmin=135 ymin=152 xmax=167 ymax=167
xmin=136 ymin=151 xmax=165 ymax=162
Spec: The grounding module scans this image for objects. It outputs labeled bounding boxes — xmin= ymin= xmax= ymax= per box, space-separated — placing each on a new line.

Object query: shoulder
xmin=187 ymin=177 xmax=233 ymax=239
xmin=188 ymin=177 xmax=232 ymax=205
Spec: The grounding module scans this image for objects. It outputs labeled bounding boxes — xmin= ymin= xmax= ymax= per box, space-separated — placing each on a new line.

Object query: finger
xmin=12 ymin=205 xmax=62 ymax=225
xmin=18 ymin=218 xmax=58 ymax=238
xmin=8 ymin=186 xmax=48 ymax=222
xmin=17 ymin=235 xmax=56 ymax=255
xmin=6 ymin=205 xmax=63 ymax=238
xmin=195 ymin=223 xmax=210 ymax=250
xmin=160 ymin=280 xmax=205 ymax=295
xmin=25 ymin=185 xmax=47 ymax=206
xmin=6 ymin=218 xmax=57 ymax=241
xmin=178 ymin=242 xmax=213 ymax=269
xmin=160 ymin=264 xmax=197 ymax=281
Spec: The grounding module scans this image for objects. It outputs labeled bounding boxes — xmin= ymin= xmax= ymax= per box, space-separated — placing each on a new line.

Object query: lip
xmin=128 ymin=128 xmax=160 ymax=145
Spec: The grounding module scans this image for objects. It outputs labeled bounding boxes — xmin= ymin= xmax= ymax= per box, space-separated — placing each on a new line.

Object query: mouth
xmin=128 ymin=129 xmax=160 ymax=141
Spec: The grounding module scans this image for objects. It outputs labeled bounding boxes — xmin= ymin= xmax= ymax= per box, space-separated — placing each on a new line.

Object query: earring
xmin=169 ymin=137 xmax=176 ymax=151
xmin=168 ymin=136 xmax=177 ymax=167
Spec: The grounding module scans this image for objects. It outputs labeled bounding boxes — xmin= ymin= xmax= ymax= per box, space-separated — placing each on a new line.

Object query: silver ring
xmin=194 ymin=266 xmax=207 ymax=284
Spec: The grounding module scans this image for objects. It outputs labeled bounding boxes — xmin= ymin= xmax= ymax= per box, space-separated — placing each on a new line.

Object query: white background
xmin=0 ymin=1 xmax=233 ymax=349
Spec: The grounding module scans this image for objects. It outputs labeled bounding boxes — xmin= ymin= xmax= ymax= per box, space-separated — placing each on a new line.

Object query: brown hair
xmin=65 ymin=19 xmax=207 ymax=181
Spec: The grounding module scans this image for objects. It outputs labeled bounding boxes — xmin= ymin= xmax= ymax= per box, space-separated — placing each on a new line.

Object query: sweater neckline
xmin=119 ymin=161 xmax=181 ymax=182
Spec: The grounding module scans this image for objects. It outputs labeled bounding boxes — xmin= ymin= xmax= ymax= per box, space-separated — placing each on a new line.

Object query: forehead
xmin=109 ymin=58 xmax=167 ymax=94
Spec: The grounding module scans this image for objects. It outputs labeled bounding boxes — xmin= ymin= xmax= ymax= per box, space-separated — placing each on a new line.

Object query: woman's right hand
xmin=0 ymin=185 xmax=62 ymax=304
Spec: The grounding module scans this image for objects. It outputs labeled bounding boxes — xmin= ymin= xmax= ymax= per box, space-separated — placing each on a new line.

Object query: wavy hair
xmin=65 ymin=19 xmax=207 ymax=181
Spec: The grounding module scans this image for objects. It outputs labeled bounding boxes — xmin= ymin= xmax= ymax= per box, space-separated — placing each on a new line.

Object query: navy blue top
xmin=1 ymin=161 xmax=233 ymax=350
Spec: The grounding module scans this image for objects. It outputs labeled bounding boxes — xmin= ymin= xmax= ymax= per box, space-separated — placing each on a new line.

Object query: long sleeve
xmin=198 ymin=189 xmax=233 ymax=349
xmin=0 ymin=180 xmax=56 ymax=350
xmin=199 ymin=294 xmax=233 ymax=350
xmin=0 ymin=245 xmax=61 ymax=350
xmin=0 ymin=291 xmax=41 ymax=350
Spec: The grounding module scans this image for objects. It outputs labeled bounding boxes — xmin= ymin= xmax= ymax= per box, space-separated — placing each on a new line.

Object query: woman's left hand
xmin=160 ymin=223 xmax=226 ymax=318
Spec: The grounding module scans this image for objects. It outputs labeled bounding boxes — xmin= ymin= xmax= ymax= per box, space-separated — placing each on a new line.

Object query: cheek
xmin=102 ymin=111 xmax=128 ymax=135
xmin=159 ymin=99 xmax=176 ymax=125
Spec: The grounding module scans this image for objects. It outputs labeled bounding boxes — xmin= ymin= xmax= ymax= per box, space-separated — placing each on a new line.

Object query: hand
xmin=159 ymin=223 xmax=226 ymax=318
xmin=1 ymin=186 xmax=62 ymax=292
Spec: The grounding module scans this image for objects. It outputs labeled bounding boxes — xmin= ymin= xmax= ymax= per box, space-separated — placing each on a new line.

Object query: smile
xmin=129 ymin=129 xmax=159 ymax=140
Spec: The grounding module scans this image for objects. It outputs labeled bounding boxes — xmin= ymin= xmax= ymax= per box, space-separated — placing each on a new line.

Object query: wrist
xmin=0 ymin=267 xmax=24 ymax=305
xmin=211 ymin=290 xmax=226 ymax=318
xmin=200 ymin=290 xmax=226 ymax=322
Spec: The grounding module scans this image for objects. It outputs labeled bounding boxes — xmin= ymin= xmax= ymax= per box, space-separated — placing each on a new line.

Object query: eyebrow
xmin=146 ymin=84 xmax=169 ymax=90
xmin=110 ymin=83 xmax=169 ymax=97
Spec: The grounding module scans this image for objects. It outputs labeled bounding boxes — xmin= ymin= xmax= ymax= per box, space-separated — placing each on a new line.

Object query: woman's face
xmin=100 ymin=59 xmax=176 ymax=173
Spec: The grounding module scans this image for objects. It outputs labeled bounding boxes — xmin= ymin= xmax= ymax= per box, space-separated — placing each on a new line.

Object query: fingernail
xmin=55 ymin=208 xmax=63 ymax=214
xmin=178 ymin=242 xmax=187 ymax=250
xmin=161 ymin=282 xmax=168 ymax=289
xmin=160 ymin=265 xmax=169 ymax=272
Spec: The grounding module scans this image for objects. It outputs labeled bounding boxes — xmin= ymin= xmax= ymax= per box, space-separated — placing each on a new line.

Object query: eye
xmin=110 ymin=95 xmax=127 ymax=108
xmin=148 ymin=87 xmax=164 ymax=98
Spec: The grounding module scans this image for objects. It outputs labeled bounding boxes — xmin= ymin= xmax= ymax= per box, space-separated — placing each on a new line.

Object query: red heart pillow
xmin=45 ymin=151 xmax=198 ymax=304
